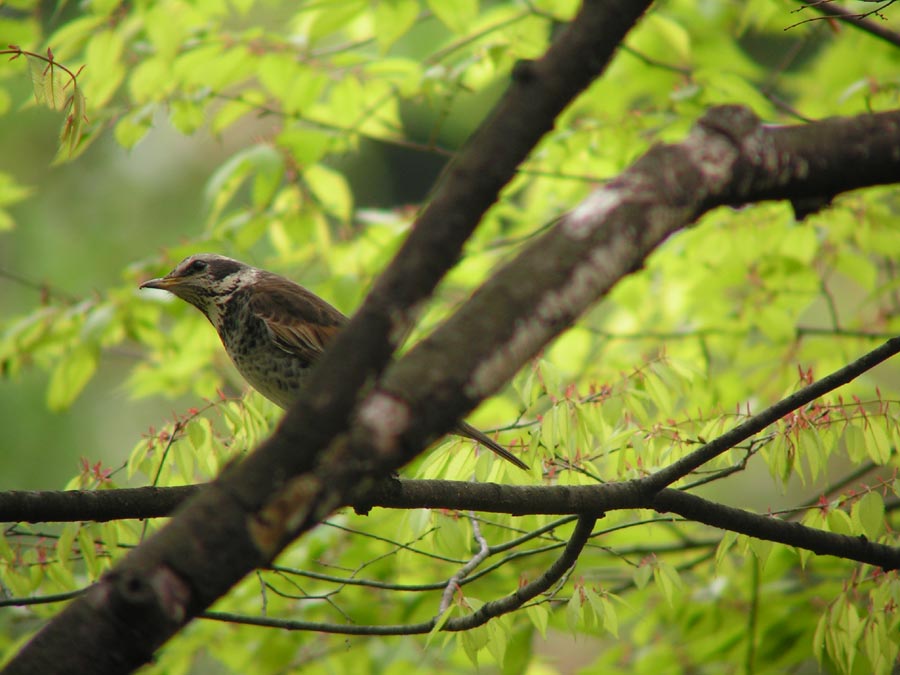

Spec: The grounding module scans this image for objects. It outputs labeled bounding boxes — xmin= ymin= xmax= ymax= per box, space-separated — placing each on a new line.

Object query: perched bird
xmin=140 ymin=253 xmax=528 ymax=470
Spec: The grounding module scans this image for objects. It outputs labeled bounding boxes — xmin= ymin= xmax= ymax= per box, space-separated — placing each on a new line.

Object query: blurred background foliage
xmin=0 ymin=0 xmax=503 ymax=488
xmin=1 ymin=0 xmax=900 ymax=673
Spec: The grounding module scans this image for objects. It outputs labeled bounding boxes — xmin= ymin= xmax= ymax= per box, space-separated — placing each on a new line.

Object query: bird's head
xmin=140 ymin=253 xmax=255 ymax=320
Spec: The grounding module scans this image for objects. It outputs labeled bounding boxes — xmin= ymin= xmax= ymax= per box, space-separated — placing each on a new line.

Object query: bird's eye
xmin=188 ymin=260 xmax=208 ymax=274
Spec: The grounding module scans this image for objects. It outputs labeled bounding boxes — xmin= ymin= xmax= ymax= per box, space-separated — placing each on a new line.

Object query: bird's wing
xmin=249 ymin=274 xmax=347 ymax=365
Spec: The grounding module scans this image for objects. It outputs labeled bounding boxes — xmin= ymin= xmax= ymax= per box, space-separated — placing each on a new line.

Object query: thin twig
xmin=439 ymin=512 xmax=491 ymax=614
xmin=644 ymin=338 xmax=900 ymax=491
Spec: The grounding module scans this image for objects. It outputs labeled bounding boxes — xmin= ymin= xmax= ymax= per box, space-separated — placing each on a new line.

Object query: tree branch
xmin=0 ymin=485 xmax=196 ymax=523
xmin=351 ymin=108 xmax=900 ymax=477
xmin=650 ymin=489 xmax=899 ymax=569
xmin=2 ymin=4 xmax=654 ymax=673
xmin=201 ymin=515 xmax=598 ymax=635
xmin=9 ymin=98 xmax=900 ymax=671
xmin=790 ymin=0 xmax=900 ymax=45
xmin=5 ymin=476 xmax=897 ymax=570
xmin=644 ymin=337 xmax=900 ymax=491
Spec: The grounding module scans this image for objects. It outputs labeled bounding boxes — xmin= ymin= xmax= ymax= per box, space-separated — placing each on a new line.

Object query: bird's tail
xmin=455 ymin=421 xmax=529 ymax=471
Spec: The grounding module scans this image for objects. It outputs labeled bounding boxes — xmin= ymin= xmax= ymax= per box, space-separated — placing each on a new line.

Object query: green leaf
xmin=83 ymin=29 xmax=125 ymax=107
xmin=779 ymin=225 xmax=819 ymax=264
xmin=461 ymin=624 xmax=488 ymax=667
xmin=748 ymin=538 xmax=772 ymax=570
xmin=28 ymin=55 xmax=69 ymax=109
xmin=101 ymin=521 xmax=120 ymax=554
xmin=853 ymin=492 xmax=885 ymax=540
xmin=127 ymin=435 xmax=153 ymax=481
xmin=433 ymin=512 xmax=469 ymax=557
xmin=524 ymin=604 xmax=549 ymax=638
xmin=653 ymin=561 xmax=682 ymax=605
xmin=866 ymin=420 xmax=892 ymax=465
xmin=427 ymin=605 xmax=455 ymax=644
xmin=4 ymin=564 xmax=35 ymax=597
xmin=305 ymin=0 xmax=368 ymax=42
xmin=46 ymin=344 xmax=98 ymax=411
xmin=142 ymin=4 xmax=189 ymax=59
xmin=826 ymin=508 xmax=853 ymax=536
xmin=600 ymin=595 xmax=619 ymax=637
xmin=565 ymin=593 xmax=580 ymax=634
xmin=427 ymin=0 xmax=478 ymax=33
xmin=45 ymin=15 xmax=107 ymax=60
xmin=484 ymin=621 xmax=507 ymax=666
xmin=257 ymin=54 xmax=327 ymax=115
xmin=0 ymin=173 xmax=33 ymax=229
xmin=211 ymin=89 xmax=265 ymax=134
xmin=251 ymin=149 xmax=285 ymax=208
xmin=715 ymin=530 xmax=737 ymax=569
xmin=129 ymin=57 xmax=176 ymax=102
xmin=45 ymin=555 xmax=76 ymax=589
xmin=187 ymin=417 xmax=213 ymax=455
xmin=114 ymin=107 xmax=154 ymax=149
xmin=0 ymin=172 xmax=34 ymax=207
xmin=53 ymin=84 xmax=87 ymax=161
xmin=813 ymin=611 xmax=828 ymax=667
xmin=0 ymin=530 xmax=13 ymax=564
xmin=303 ymin=164 xmax=353 ymax=223
xmin=175 ymin=43 xmax=253 ymax=91
xmin=834 ymin=250 xmax=877 ymax=292
xmin=77 ymin=527 xmax=98 ymax=578
xmin=374 ymin=0 xmax=420 ymax=52
xmin=633 ymin=563 xmax=652 ymax=589
xmin=87 ymin=0 xmax=120 ymax=17
xmin=841 ymin=425 xmax=867 ymax=463
xmin=585 ymin=587 xmax=619 ymax=638
xmin=276 ymin=127 xmax=332 ymax=166
xmin=641 ymin=13 xmax=691 ymax=63
xmin=529 ymin=0 xmax=578 ymax=19
xmin=175 ymin=437 xmax=195 ymax=484
xmin=204 ymin=144 xmax=284 ymax=224
xmin=170 ymin=99 xmax=206 ymax=134
xmin=56 ymin=524 xmax=77 ymax=572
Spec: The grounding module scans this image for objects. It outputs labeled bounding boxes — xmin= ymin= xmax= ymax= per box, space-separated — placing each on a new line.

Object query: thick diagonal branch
xmin=3 ymin=4 xmax=652 ymax=674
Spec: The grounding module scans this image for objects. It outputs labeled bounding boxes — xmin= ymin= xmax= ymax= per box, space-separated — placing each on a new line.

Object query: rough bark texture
xmin=3 ymin=3 xmax=654 ymax=673
xmin=8 ymin=105 xmax=900 ymax=674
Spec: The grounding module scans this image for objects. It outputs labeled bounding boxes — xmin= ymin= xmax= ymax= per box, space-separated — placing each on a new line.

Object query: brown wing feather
xmin=247 ymin=271 xmax=528 ymax=470
xmin=248 ymin=273 xmax=347 ymax=365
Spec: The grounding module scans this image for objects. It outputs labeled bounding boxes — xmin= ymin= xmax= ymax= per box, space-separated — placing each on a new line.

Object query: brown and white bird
xmin=140 ymin=253 xmax=528 ymax=470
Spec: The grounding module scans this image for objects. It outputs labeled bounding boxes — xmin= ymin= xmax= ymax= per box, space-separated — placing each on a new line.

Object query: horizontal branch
xmin=650 ymin=490 xmax=898 ymax=569
xmin=0 ymin=479 xmax=637 ymax=522
xmin=0 ymin=485 xmax=195 ymax=523
xmin=370 ymin=481 xmax=900 ymax=570
xmin=4 ymin=4 xmax=656 ymax=671
xmin=5 ymin=476 xmax=896 ymax=570
xmin=13 ymin=69 xmax=900 ymax=675
xmin=7 ymin=336 xmax=896 ymax=524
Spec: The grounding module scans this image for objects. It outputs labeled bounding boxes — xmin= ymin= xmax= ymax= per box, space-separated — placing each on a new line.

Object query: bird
xmin=140 ymin=253 xmax=528 ymax=470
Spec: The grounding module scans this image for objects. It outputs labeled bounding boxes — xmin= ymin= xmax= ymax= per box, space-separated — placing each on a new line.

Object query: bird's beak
xmin=139 ymin=275 xmax=179 ymax=291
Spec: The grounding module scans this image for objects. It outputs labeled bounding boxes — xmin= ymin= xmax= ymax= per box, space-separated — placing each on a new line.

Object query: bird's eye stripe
xmin=208 ymin=259 xmax=244 ymax=280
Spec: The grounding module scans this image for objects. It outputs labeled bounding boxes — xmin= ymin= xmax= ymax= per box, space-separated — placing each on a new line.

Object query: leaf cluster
xmin=1 ymin=1 xmax=900 ymax=674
